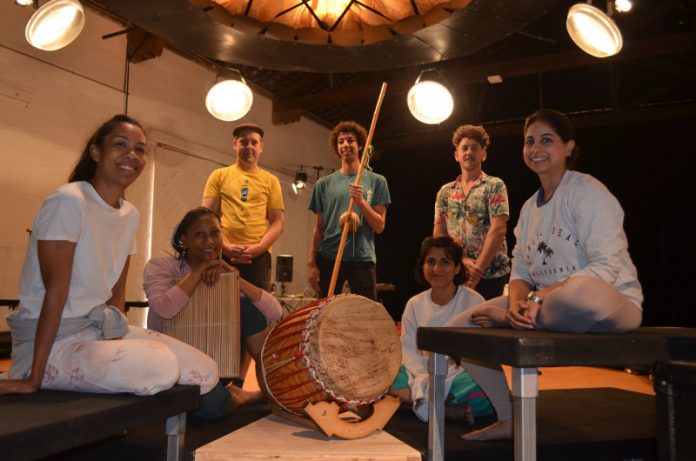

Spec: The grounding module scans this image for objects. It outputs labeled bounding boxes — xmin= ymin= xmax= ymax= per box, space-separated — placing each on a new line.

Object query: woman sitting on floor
xmin=143 ymin=206 xmax=282 ymax=403
xmin=0 ymin=115 xmax=250 ymax=419
xmin=390 ymin=236 xmax=499 ymax=424
xmin=447 ymin=108 xmax=643 ymax=440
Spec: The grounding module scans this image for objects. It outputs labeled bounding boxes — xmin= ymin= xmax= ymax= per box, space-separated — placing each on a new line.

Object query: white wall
xmin=0 ymin=3 xmax=337 ymax=305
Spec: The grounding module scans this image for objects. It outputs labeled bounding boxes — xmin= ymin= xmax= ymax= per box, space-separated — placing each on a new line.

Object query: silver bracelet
xmin=526 ymin=291 xmax=544 ymax=305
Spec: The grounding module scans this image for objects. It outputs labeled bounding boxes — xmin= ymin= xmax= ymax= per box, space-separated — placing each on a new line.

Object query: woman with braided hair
xmin=143 ymin=206 xmax=282 ymax=406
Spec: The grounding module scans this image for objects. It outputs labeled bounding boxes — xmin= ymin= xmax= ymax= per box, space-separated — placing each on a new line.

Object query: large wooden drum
xmin=261 ymin=294 xmax=401 ymax=415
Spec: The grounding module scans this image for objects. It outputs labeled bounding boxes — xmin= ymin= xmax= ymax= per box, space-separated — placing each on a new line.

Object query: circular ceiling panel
xmin=91 ymin=0 xmax=562 ymax=72
xmin=196 ymin=0 xmax=469 ymax=46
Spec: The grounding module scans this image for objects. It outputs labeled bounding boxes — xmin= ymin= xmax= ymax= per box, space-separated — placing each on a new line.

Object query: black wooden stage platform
xmin=40 ymin=387 xmax=655 ymax=461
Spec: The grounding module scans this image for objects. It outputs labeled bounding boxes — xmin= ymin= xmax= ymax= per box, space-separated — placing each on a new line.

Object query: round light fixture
xmin=407 ymin=79 xmax=454 ymax=125
xmin=205 ymin=79 xmax=253 ymax=122
xmin=25 ymin=0 xmax=85 ymax=51
xmin=566 ymin=3 xmax=623 ymax=58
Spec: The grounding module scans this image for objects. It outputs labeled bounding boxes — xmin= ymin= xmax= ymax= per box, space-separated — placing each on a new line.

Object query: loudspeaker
xmin=275 ymin=255 xmax=293 ymax=283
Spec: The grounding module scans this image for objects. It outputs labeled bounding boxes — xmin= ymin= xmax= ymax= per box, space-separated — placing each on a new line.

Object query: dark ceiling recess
xmin=86 ymin=0 xmax=696 ymax=148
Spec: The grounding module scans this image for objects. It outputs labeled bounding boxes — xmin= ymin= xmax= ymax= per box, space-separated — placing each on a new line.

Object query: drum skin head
xmin=311 ymin=295 xmax=401 ymax=401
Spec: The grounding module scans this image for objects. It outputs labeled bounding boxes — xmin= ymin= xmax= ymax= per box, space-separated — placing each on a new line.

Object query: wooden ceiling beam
xmin=272 ymin=73 xmax=327 ymax=125
xmin=126 ymin=29 xmax=165 ymax=63
xmin=276 ymin=81 xmax=385 ymax=110
xmin=277 ymin=73 xmax=327 ymax=97
xmin=624 ymin=78 xmax=691 ymax=109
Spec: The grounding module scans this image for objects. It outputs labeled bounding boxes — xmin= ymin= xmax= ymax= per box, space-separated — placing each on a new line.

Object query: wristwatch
xmin=526 ymin=291 xmax=544 ymax=305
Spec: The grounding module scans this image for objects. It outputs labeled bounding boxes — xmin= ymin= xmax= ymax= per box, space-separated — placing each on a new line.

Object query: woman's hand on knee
xmin=506 ymin=300 xmax=535 ymax=329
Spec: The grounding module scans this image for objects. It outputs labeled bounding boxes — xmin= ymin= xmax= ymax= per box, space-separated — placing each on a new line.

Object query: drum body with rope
xmin=261 ymin=294 xmax=401 ymax=415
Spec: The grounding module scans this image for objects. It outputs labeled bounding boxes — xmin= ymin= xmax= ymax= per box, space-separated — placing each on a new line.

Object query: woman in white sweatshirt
xmin=447 ymin=108 xmax=643 ymax=440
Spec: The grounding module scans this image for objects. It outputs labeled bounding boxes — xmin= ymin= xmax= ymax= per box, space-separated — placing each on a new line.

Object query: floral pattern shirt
xmin=434 ymin=172 xmax=511 ymax=279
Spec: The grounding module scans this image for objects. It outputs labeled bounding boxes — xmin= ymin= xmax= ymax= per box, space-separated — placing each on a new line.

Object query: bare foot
xmin=470 ymin=306 xmax=508 ymax=328
xmin=388 ymin=387 xmax=411 ymax=404
xmin=226 ymin=384 xmax=264 ymax=413
xmin=445 ymin=402 xmax=474 ymax=425
xmin=462 ymin=419 xmax=512 ymax=441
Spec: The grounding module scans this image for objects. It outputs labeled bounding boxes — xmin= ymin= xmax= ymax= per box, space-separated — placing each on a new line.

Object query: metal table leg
xmin=512 ymin=367 xmax=538 ymax=461
xmin=166 ymin=412 xmax=187 ymax=461
xmin=428 ymin=352 xmax=448 ymax=461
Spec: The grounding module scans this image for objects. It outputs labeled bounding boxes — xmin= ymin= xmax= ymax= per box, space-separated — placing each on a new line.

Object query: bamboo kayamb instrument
xmin=161 ymin=272 xmax=241 ymax=378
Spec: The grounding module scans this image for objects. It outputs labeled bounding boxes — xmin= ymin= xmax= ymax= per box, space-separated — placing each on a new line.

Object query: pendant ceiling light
xmin=25 ymin=0 xmax=86 ymax=51
xmin=566 ymin=2 xmax=623 ymax=58
xmin=205 ymin=70 xmax=253 ymax=122
xmin=407 ymin=69 xmax=454 ymax=125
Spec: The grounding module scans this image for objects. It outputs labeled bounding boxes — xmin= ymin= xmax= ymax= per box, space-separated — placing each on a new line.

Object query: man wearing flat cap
xmin=202 ymin=123 xmax=284 ymax=291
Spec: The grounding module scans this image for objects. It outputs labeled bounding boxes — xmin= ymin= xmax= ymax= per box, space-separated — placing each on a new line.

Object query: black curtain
xmin=372 ymin=118 xmax=695 ymax=327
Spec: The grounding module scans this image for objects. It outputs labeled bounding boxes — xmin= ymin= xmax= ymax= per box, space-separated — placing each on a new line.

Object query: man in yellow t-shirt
xmin=202 ymin=123 xmax=285 ymax=291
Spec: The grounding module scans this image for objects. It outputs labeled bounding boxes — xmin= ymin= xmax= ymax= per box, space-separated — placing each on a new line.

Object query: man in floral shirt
xmin=434 ymin=125 xmax=510 ymax=299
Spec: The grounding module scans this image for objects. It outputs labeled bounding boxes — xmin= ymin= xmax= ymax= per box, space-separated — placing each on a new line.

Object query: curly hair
xmin=329 ymin=121 xmax=368 ymax=159
xmin=524 ymin=109 xmax=581 ymax=169
xmin=171 ymin=207 xmax=220 ymax=260
xmin=69 ymin=114 xmax=145 ymax=182
xmin=414 ymin=236 xmax=465 ymax=286
xmin=451 ymin=124 xmax=490 ymax=150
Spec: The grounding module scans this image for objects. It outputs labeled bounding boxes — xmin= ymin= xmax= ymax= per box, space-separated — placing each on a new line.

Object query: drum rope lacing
xmin=263 ymin=296 xmax=379 ymax=415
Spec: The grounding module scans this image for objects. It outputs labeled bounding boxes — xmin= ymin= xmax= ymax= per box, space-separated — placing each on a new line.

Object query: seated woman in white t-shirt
xmin=0 ymin=115 xmax=257 ymax=419
xmin=389 ymin=236 xmax=500 ymax=424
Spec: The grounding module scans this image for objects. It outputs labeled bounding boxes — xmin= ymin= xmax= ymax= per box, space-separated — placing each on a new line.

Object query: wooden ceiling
xmin=196 ymin=0 xmax=473 ymax=46
xmin=86 ymin=0 xmax=696 ymax=149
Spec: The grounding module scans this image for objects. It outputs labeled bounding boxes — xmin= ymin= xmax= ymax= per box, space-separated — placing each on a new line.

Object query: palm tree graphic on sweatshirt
xmin=537 ymin=241 xmax=554 ymax=265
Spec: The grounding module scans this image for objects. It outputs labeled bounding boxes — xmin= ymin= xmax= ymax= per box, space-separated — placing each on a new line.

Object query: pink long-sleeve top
xmin=143 ymin=255 xmax=282 ymax=331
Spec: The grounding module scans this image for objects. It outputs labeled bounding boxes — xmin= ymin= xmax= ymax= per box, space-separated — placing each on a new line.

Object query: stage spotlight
xmin=566 ymin=2 xmax=623 ymax=58
xmin=292 ymin=169 xmax=308 ymax=194
xmin=25 ymin=0 xmax=85 ymax=51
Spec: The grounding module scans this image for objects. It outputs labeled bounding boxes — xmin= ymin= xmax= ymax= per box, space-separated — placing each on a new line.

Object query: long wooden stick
xmin=327 ymin=82 xmax=388 ymax=297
